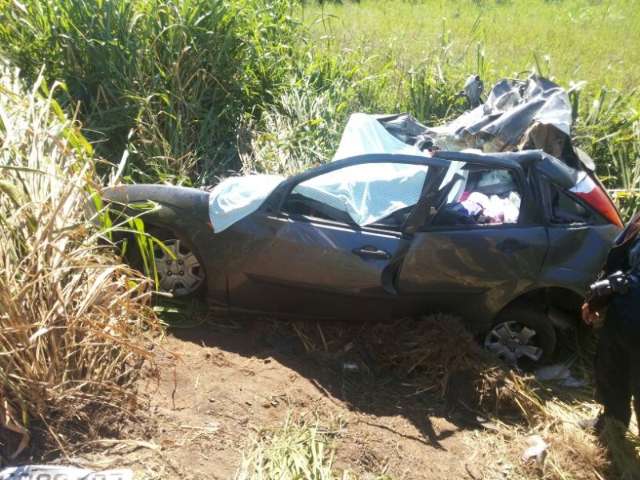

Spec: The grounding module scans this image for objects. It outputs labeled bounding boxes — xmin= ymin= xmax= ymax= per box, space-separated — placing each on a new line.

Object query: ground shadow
xmin=165 ymin=305 xmax=516 ymax=451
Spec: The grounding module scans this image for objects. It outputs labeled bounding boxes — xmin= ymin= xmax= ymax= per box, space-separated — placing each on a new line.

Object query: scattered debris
xmin=521 ymin=435 xmax=549 ymax=466
xmin=461 ymin=74 xmax=484 ymax=108
xmin=560 ymin=376 xmax=588 ymax=389
xmin=342 ymin=362 xmax=360 ymax=372
xmin=534 ymin=363 xmax=571 ymax=382
xmin=534 ymin=362 xmax=587 ymax=388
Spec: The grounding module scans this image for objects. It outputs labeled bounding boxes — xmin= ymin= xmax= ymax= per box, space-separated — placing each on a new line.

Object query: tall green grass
xmin=0 ymin=0 xmax=305 ymax=184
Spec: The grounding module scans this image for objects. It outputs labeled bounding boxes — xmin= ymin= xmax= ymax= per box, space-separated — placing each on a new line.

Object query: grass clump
xmin=235 ymin=414 xmax=345 ymax=480
xmin=0 ymin=65 xmax=160 ymax=461
xmin=236 ymin=413 xmax=392 ymax=480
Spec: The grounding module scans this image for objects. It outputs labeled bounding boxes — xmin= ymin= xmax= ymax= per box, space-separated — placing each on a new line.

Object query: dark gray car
xmin=104 ymin=149 xmax=622 ymax=367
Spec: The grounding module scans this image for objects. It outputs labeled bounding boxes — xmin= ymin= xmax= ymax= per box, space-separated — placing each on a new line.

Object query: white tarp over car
xmin=208 ymin=174 xmax=285 ymax=232
xmin=209 ymin=113 xmax=427 ymax=232
xmin=332 ymin=113 xmax=424 ymax=160
xmin=293 ymin=161 xmax=428 ymax=226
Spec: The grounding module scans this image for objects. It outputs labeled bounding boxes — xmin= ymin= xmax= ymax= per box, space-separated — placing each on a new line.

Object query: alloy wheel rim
xmin=154 ymin=239 xmax=204 ymax=297
xmin=484 ymin=321 xmax=543 ymax=367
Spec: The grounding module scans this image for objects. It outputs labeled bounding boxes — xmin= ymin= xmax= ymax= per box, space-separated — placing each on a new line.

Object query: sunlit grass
xmin=302 ymin=0 xmax=640 ymax=93
xmin=300 ymin=0 xmax=640 ymax=215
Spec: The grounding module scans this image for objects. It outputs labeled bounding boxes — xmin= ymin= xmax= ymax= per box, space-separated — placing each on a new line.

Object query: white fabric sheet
xmin=294 ymin=162 xmax=428 ymax=226
xmin=208 ymin=175 xmax=284 ymax=232
xmin=333 ymin=113 xmax=425 ymax=160
xmin=208 ymin=113 xmax=429 ymax=232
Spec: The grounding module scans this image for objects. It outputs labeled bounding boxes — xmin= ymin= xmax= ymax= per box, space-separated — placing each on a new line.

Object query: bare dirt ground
xmin=72 ymin=312 xmax=640 ymax=480
xmin=82 ymin=314 xmax=502 ymax=479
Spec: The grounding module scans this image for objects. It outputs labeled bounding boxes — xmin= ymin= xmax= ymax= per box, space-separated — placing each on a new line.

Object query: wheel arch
xmin=496 ymin=285 xmax=584 ymax=330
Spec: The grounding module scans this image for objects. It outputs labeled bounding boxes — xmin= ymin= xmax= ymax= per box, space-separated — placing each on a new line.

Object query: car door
xmin=396 ymin=161 xmax=549 ymax=332
xmin=224 ymin=155 xmax=447 ymax=320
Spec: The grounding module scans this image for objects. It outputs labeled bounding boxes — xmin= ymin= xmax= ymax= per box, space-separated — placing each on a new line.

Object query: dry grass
xmin=290 ymin=315 xmax=543 ymax=420
xmin=235 ymin=413 xmax=350 ymax=480
xmin=0 ymin=65 xmax=160 ymax=462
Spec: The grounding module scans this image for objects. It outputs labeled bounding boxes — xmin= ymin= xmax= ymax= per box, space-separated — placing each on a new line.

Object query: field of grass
xmin=303 ymin=0 xmax=640 ymax=92
xmin=301 ymin=0 xmax=640 ymax=214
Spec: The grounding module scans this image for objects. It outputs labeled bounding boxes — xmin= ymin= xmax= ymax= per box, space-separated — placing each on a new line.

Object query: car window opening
xmin=549 ymin=183 xmax=593 ymax=225
xmin=432 ymin=168 xmax=522 ymax=227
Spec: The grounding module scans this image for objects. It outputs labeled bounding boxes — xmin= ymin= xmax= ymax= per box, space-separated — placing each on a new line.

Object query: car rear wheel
xmin=484 ymin=307 xmax=556 ymax=369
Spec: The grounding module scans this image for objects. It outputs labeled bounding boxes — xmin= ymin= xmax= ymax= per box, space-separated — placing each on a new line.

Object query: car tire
xmin=127 ymin=226 xmax=206 ymax=298
xmin=484 ymin=305 xmax=557 ymax=369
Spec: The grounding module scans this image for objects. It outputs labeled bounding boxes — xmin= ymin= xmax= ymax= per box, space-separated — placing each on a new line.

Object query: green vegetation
xmin=0 ymin=0 xmax=637 ymax=210
xmin=1 ymin=0 xmax=639 ymax=470
xmin=304 ymin=0 xmax=640 ymax=91
xmin=0 ymin=0 xmax=352 ymax=183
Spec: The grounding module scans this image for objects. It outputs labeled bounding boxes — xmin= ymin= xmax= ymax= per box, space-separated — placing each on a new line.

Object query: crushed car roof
xmin=344 ymin=74 xmax=593 ymax=172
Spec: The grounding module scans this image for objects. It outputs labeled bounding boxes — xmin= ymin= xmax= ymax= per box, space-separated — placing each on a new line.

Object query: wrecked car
xmin=104 ymin=76 xmax=623 ymax=367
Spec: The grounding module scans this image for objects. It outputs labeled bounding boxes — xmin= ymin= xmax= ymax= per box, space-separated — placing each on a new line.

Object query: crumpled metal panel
xmin=378 ymin=75 xmax=591 ymax=171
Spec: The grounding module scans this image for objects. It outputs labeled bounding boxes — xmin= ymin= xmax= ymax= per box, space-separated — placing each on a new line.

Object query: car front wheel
xmin=153 ymin=237 xmax=205 ymax=297
xmin=484 ymin=307 xmax=556 ymax=369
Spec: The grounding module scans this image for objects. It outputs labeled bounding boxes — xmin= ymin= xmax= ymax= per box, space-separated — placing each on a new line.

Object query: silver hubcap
xmin=484 ymin=321 xmax=543 ymax=366
xmin=154 ymin=239 xmax=204 ymax=297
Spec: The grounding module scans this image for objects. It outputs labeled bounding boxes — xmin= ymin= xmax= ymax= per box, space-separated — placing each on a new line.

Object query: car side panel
xmin=539 ymin=224 xmax=619 ymax=292
xmin=222 ymin=213 xmax=406 ymax=320
xmin=396 ymin=226 xmax=549 ymax=333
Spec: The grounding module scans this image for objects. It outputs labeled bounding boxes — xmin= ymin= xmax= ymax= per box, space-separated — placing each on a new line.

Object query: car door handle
xmin=352 ymin=245 xmax=391 ymax=260
xmin=496 ymin=238 xmax=529 ymax=254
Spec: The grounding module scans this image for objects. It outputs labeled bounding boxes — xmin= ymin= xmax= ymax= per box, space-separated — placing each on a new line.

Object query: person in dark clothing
xmin=582 ymin=212 xmax=640 ymax=434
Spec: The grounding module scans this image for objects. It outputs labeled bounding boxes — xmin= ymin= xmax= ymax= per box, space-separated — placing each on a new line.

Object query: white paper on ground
xmin=522 ymin=435 xmax=549 ymax=464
